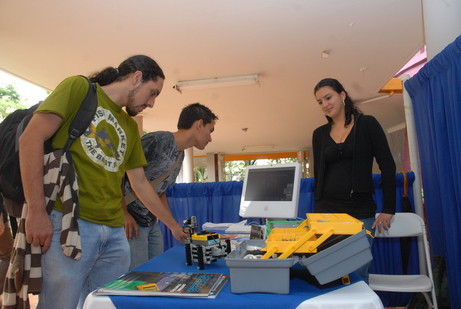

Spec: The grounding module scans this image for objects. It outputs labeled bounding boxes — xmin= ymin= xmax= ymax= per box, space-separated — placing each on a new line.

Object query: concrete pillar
xmin=296 ymin=149 xmax=308 ymax=178
xmin=217 ymin=153 xmax=225 ymax=182
xmin=422 ymin=0 xmax=461 ymax=60
xmin=206 ymin=153 xmax=216 ymax=182
xmin=205 ymin=153 xmax=226 ymax=182
xmin=182 ymin=147 xmax=194 ymax=183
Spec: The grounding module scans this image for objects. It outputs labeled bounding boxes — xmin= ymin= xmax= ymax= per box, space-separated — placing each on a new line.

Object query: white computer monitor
xmin=238 ymin=163 xmax=302 ymax=220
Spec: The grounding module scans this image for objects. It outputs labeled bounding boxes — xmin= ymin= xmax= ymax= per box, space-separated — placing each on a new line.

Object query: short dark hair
xmin=177 ymin=103 xmax=218 ymax=130
xmin=314 ymin=78 xmax=361 ymax=126
xmin=89 ymin=55 xmax=165 ymax=86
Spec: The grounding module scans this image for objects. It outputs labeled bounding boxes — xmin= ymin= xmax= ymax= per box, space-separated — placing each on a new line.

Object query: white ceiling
xmin=0 ymin=0 xmax=424 ymax=157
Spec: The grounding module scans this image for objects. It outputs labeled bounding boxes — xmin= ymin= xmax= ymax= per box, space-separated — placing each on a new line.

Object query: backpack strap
xmin=63 ymin=76 xmax=98 ymax=152
xmin=124 ymin=154 xmax=182 ymax=205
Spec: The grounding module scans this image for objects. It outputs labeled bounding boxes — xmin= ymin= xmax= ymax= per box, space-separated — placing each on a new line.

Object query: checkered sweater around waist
xmin=2 ymin=149 xmax=82 ymax=309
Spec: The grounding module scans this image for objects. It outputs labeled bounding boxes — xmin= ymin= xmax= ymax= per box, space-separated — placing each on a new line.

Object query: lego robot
xmin=183 ymin=216 xmax=231 ymax=270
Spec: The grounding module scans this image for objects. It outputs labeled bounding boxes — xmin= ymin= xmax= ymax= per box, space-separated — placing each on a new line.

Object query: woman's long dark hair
xmin=89 ymin=55 xmax=165 ymax=86
xmin=314 ymin=78 xmax=361 ymax=126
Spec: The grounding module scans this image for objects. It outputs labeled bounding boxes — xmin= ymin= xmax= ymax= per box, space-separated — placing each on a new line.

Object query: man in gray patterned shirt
xmin=123 ymin=103 xmax=218 ymax=269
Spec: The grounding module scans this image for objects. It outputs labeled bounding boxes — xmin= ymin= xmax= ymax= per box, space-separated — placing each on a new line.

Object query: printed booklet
xmin=93 ymin=271 xmax=227 ymax=298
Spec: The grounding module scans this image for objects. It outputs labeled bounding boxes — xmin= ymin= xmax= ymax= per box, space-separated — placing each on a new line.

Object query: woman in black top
xmin=312 ymin=78 xmax=396 ymax=282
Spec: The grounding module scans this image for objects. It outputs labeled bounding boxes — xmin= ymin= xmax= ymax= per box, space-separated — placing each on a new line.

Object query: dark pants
xmin=0 ymin=217 xmax=14 ymax=294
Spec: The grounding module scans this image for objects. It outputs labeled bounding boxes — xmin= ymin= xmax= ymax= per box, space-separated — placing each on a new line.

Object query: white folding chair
xmin=369 ymin=213 xmax=438 ymax=309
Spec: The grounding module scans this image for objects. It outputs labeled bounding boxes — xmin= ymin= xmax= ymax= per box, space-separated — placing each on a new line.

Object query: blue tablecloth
xmin=109 ymin=245 xmax=362 ymax=309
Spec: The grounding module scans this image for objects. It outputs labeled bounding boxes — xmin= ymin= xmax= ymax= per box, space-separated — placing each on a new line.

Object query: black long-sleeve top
xmin=312 ymin=114 xmax=396 ymax=215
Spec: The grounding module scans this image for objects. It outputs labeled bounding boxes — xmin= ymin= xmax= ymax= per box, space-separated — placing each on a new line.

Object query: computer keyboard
xmin=224 ymin=224 xmax=253 ymax=234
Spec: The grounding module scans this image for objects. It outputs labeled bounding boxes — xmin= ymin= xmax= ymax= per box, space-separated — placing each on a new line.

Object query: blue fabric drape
xmin=160 ymin=173 xmax=417 ymax=306
xmin=162 ymin=181 xmax=243 ymax=248
xmin=405 ymin=35 xmax=461 ymax=307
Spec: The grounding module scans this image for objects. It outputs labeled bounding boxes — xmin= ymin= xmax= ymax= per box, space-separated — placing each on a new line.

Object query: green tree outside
xmin=225 ymin=157 xmax=301 ymax=181
xmin=194 ymin=166 xmax=208 ymax=182
xmin=225 ymin=160 xmax=256 ymax=181
xmin=0 ymin=84 xmax=26 ymax=121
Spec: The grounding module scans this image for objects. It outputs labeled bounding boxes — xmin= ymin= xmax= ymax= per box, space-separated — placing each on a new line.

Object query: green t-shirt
xmin=36 ymin=76 xmax=147 ymax=227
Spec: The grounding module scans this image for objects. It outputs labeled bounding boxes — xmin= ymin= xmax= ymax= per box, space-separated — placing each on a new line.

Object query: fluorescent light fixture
xmin=241 ymin=145 xmax=275 ymax=152
xmin=173 ymin=74 xmax=259 ymax=93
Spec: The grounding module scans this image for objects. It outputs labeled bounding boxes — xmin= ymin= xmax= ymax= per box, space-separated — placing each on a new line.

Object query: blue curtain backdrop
xmin=160 ymin=173 xmax=418 ymax=307
xmin=405 ymin=34 xmax=461 ymax=307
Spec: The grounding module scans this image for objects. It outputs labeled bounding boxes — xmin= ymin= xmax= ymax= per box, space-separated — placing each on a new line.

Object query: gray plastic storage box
xmin=225 ymin=239 xmax=298 ymax=294
xmin=298 ymin=229 xmax=372 ymax=284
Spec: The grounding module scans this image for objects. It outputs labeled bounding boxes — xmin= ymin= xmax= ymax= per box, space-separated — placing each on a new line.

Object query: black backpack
xmin=0 ymin=76 xmax=98 ymax=218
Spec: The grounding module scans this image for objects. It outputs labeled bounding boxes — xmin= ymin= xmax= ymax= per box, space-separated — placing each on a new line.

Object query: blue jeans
xmin=37 ymin=210 xmax=130 ymax=309
xmin=128 ymin=221 xmax=164 ymax=270
xmin=355 ymin=217 xmax=376 ymax=284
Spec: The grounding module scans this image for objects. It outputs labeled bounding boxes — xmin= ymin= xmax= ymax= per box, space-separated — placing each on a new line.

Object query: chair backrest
xmin=371 ymin=212 xmax=438 ymax=308
xmin=374 ymin=212 xmax=424 ymax=238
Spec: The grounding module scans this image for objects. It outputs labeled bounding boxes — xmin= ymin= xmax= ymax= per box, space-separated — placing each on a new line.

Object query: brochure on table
xmin=94 ymin=271 xmax=227 ymax=299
